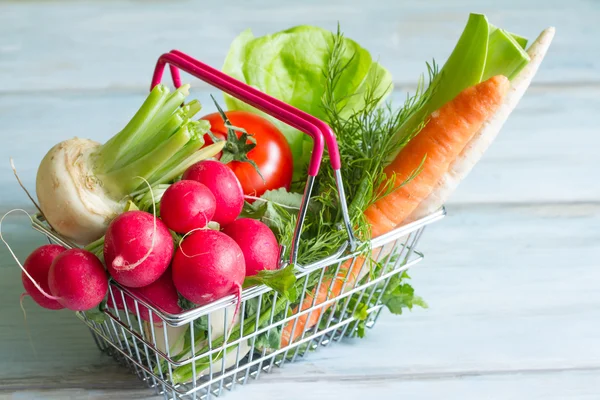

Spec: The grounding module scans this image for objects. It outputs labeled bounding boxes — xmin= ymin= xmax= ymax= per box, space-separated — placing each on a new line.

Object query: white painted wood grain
xmin=0 ymin=0 xmax=597 ymax=93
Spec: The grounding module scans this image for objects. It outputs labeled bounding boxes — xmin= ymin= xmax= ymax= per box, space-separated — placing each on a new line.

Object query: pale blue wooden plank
xmin=0 ymin=0 xmax=596 ymax=92
xmin=5 ymin=370 xmax=600 ymax=399
xmin=1 ymin=205 xmax=599 ymax=397
xmin=1 ymin=86 xmax=598 ymax=213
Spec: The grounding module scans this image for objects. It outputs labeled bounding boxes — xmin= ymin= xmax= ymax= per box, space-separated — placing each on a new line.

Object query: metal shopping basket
xmin=31 ymin=50 xmax=446 ymax=400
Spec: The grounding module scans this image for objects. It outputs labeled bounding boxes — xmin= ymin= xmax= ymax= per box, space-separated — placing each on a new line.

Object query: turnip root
xmin=36 ymin=139 xmax=124 ymax=245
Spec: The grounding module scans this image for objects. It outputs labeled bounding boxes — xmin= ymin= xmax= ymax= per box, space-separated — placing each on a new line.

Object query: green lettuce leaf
xmin=222 ymin=25 xmax=393 ymax=174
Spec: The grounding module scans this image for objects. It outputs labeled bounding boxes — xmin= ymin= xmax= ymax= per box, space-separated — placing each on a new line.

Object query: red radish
xmin=222 ymin=218 xmax=279 ymax=276
xmin=104 ymin=210 xmax=174 ymax=288
xmin=159 ymin=180 xmax=216 ymax=234
xmin=125 ymin=269 xmax=182 ymax=322
xmin=21 ymin=244 xmax=67 ymax=310
xmin=48 ymin=249 xmax=108 ymax=311
xmin=172 ymin=229 xmax=245 ymax=305
xmin=182 ymin=160 xmax=244 ymax=226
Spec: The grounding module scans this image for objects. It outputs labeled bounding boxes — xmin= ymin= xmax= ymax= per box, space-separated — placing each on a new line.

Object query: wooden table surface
xmin=1 ymin=1 xmax=598 ymax=399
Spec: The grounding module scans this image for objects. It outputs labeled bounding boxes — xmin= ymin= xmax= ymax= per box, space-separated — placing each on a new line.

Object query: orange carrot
xmin=280 ymin=255 xmax=366 ymax=347
xmin=281 ymin=75 xmax=509 ymax=347
xmin=365 ymin=75 xmax=510 ymax=238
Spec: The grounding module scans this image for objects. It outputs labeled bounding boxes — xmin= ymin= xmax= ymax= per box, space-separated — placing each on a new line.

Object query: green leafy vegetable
xmin=484 ymin=25 xmax=531 ymax=81
xmin=178 ymin=294 xmax=197 ymax=311
xmin=382 ymin=272 xmax=428 ymax=315
xmin=83 ymin=300 xmax=107 ymax=323
xmin=169 ymin=295 xmax=290 ymax=384
xmin=240 ymin=188 xmax=303 ymax=236
xmin=243 ymin=264 xmax=298 ymax=302
xmin=254 ymin=328 xmax=282 ymax=350
xmin=222 ymin=25 xmax=393 ymax=175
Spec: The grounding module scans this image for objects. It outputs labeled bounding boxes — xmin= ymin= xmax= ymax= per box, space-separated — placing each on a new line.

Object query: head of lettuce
xmin=221 ymin=25 xmax=394 ymax=178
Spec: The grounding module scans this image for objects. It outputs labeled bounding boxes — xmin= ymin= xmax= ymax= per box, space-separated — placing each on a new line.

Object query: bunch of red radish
xmin=21 ymin=159 xmax=280 ymax=320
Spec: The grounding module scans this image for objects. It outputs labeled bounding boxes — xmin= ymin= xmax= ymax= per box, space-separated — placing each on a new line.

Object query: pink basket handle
xmin=150 ymin=51 xmax=340 ymax=176
xmin=150 ymin=50 xmax=357 ymax=266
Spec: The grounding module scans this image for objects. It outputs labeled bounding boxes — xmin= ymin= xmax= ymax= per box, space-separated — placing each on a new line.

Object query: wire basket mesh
xmin=70 ymin=208 xmax=443 ymax=400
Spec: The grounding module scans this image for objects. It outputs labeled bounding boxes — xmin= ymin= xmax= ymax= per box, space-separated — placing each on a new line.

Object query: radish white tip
xmin=0 ymin=209 xmax=61 ymax=301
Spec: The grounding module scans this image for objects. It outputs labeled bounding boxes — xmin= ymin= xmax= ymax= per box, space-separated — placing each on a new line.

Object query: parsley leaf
xmin=382 ymin=274 xmax=428 ymax=315
xmin=243 ymin=264 xmax=298 ymax=302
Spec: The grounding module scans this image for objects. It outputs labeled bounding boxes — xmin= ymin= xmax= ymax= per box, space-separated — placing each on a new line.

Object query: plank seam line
xmin=0 ymin=81 xmax=598 ymax=97
xmin=1 ymin=364 xmax=600 ymax=391
xmin=258 ymin=364 xmax=600 ymax=384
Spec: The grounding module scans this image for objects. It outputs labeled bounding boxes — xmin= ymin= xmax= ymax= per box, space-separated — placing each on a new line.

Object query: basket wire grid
xmin=30 ymin=50 xmax=446 ymax=399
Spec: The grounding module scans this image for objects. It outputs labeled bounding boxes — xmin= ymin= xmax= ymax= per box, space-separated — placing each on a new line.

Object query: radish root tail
xmin=177 ymin=227 xmax=211 ymax=259
xmin=0 ymin=209 xmax=61 ymax=301
xmin=215 ymin=283 xmax=242 ymax=363
xmin=19 ymin=292 xmax=38 ymax=358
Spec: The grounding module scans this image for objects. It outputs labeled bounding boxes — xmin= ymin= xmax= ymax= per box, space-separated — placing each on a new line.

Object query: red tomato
xmin=201 ymin=111 xmax=293 ymax=197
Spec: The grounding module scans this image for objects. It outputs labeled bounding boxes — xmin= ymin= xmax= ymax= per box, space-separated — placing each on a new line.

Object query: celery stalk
xmin=110 ymin=85 xmax=193 ymax=170
xmin=507 ymin=31 xmax=528 ymax=49
xmin=94 ymin=85 xmax=170 ymax=172
xmin=115 ymin=109 xmax=188 ymax=169
xmin=185 ymin=99 xmax=202 ymax=118
xmin=100 ymin=125 xmax=192 ymax=198
xmin=148 ymin=141 xmax=225 ymax=187
xmin=483 ymin=27 xmax=530 ymax=81
xmin=387 ymin=13 xmax=531 ymax=162
xmin=145 ymin=120 xmax=210 ymax=186
xmin=426 ymin=13 xmax=490 ymax=113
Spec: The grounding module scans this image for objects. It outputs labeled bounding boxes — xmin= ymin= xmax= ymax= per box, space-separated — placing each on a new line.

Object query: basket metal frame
xmin=29 ymin=49 xmax=448 ymax=399
xmin=32 ymin=207 xmax=444 ymax=400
